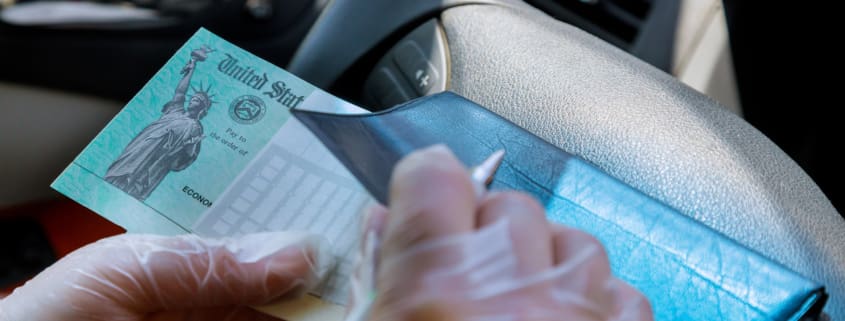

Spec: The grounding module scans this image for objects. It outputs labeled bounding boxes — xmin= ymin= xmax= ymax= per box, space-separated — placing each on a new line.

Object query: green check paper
xmin=52 ymin=28 xmax=370 ymax=307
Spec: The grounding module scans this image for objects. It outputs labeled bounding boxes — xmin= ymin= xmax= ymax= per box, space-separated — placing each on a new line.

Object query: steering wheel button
xmin=392 ymin=41 xmax=439 ymax=95
xmin=364 ymin=67 xmax=413 ymax=108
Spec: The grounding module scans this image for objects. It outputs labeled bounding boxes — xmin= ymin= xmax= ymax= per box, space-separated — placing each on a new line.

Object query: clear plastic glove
xmin=0 ymin=231 xmax=333 ymax=321
xmin=356 ymin=145 xmax=654 ymax=321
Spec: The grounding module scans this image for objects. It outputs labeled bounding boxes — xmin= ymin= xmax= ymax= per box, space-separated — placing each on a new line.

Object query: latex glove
xmin=0 ymin=231 xmax=333 ymax=321
xmin=358 ymin=145 xmax=654 ymax=321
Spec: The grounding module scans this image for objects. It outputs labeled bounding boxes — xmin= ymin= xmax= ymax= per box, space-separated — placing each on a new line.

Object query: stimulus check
xmin=52 ymin=28 xmax=370 ymax=310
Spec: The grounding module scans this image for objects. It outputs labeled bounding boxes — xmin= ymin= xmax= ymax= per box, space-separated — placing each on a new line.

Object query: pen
xmin=470 ymin=149 xmax=506 ymax=200
xmin=346 ymin=149 xmax=506 ymax=321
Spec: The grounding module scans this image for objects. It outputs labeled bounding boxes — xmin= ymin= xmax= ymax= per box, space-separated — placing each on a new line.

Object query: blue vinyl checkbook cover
xmin=292 ymin=92 xmax=827 ymax=321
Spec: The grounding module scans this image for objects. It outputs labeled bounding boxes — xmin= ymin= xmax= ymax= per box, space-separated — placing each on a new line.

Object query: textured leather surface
xmin=440 ymin=4 xmax=844 ymax=319
xmin=293 ymin=92 xmax=826 ymax=320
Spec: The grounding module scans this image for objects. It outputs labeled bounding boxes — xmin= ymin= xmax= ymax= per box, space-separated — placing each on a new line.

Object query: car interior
xmin=0 ymin=0 xmax=842 ymax=319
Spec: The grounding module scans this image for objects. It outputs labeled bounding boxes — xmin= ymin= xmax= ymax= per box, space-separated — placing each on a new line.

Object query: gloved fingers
xmin=550 ymin=224 xmax=616 ymax=317
xmin=381 ymin=144 xmax=477 ymax=274
xmin=144 ymin=305 xmax=283 ymax=321
xmin=353 ymin=144 xmax=654 ymax=321
xmin=551 ymin=224 xmax=609 ymax=266
xmin=362 ymin=204 xmax=389 ymax=246
xmin=347 ymin=204 xmax=389 ymax=309
xmin=71 ymin=232 xmax=333 ymax=313
xmin=477 ymin=191 xmax=554 ymax=274
xmin=0 ymin=232 xmax=333 ymax=321
xmin=608 ymin=278 xmax=654 ymax=321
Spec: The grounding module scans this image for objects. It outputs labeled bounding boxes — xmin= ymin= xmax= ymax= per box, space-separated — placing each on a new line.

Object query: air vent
xmin=526 ymin=0 xmax=654 ymax=48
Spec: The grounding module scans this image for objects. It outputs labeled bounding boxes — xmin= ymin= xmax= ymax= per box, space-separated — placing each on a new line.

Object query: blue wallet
xmin=293 ymin=92 xmax=827 ymax=320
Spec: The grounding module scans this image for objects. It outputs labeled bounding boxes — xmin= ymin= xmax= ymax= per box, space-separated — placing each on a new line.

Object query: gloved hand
xmin=357 ymin=145 xmax=654 ymax=321
xmin=0 ymin=231 xmax=333 ymax=321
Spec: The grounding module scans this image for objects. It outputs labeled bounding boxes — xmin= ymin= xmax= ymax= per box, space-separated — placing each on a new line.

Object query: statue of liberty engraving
xmin=105 ymin=47 xmax=214 ymax=201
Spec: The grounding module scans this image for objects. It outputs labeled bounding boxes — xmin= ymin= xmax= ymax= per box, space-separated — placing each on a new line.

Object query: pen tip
xmin=472 ymin=149 xmax=505 ymax=185
xmin=489 ymin=149 xmax=506 ymax=163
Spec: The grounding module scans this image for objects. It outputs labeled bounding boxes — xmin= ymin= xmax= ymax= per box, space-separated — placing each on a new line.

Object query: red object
xmin=0 ymin=199 xmax=124 ymax=294
xmin=35 ymin=200 xmax=125 ymax=257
